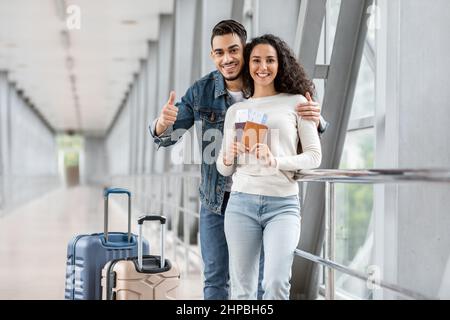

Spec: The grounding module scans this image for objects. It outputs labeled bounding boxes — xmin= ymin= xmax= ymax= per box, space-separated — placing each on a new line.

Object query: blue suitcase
xmin=64 ymin=188 xmax=149 ymax=300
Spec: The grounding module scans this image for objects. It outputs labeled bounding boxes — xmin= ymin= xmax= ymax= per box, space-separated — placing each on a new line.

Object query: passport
xmin=241 ymin=121 xmax=268 ymax=150
xmin=234 ymin=122 xmax=246 ymax=142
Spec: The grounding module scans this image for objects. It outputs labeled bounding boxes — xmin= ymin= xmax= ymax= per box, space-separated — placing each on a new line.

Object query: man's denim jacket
xmin=149 ymin=70 xmax=328 ymax=214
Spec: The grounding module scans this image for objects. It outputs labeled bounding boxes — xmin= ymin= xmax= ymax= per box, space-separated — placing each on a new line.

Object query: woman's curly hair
xmin=242 ymin=34 xmax=315 ymax=99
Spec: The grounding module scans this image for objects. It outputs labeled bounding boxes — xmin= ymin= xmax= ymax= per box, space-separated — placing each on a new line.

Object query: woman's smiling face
xmin=249 ymin=43 xmax=278 ymax=88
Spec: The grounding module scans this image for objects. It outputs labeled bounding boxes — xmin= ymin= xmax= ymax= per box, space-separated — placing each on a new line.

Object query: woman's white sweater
xmin=216 ymin=93 xmax=322 ymax=197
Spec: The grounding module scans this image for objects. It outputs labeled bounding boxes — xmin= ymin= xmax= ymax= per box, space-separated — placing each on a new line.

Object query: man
xmin=150 ymin=20 xmax=327 ymax=300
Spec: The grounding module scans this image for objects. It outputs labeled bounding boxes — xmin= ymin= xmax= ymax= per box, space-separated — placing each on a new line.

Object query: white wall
xmin=105 ymin=100 xmax=131 ymax=176
xmin=81 ymin=137 xmax=107 ymax=185
xmin=0 ymin=73 xmax=59 ymax=212
xmin=375 ymin=0 xmax=450 ymax=299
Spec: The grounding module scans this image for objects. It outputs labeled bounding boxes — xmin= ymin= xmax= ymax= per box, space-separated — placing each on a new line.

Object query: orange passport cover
xmin=242 ymin=121 xmax=268 ymax=149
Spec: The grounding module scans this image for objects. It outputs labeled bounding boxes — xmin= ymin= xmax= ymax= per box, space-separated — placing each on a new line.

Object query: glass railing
xmin=98 ymin=168 xmax=450 ymax=299
xmin=295 ymin=168 xmax=450 ymax=300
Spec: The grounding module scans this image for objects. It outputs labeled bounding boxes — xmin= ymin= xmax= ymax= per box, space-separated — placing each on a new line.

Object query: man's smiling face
xmin=211 ymin=33 xmax=245 ymax=81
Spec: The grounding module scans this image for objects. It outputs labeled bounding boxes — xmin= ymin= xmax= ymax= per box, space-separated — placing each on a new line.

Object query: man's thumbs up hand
xmin=156 ymin=91 xmax=178 ymax=135
xmin=167 ymin=91 xmax=176 ymax=107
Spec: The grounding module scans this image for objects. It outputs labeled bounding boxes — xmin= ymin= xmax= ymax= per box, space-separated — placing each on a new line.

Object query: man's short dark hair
xmin=211 ymin=20 xmax=247 ymax=47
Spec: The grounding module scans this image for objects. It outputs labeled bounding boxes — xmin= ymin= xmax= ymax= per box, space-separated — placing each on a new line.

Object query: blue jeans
xmin=225 ymin=192 xmax=301 ymax=300
xmin=200 ymin=192 xmax=265 ymax=300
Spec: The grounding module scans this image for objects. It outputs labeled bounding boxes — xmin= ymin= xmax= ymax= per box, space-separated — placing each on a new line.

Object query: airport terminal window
xmin=315 ymin=0 xmax=341 ymax=65
xmin=313 ymin=79 xmax=325 ymax=103
xmin=334 ymin=46 xmax=376 ymax=299
xmin=337 ymin=129 xmax=374 ymax=267
xmin=318 ymin=128 xmax=375 ymax=300
xmin=314 ymin=0 xmax=342 ymax=107
xmin=350 ymin=45 xmax=376 ymax=120
xmin=329 ymin=0 xmax=376 ymax=299
xmin=57 ymin=134 xmax=83 ymax=187
xmin=325 ymin=0 xmax=342 ymax=64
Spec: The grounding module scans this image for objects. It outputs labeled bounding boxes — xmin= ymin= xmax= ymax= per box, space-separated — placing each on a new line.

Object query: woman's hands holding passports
xmin=250 ymin=143 xmax=276 ymax=168
xmin=223 ymin=139 xmax=247 ymax=167
xmin=223 ymin=141 xmax=276 ymax=168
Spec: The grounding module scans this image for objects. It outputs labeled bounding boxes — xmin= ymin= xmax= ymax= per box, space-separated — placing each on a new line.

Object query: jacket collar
xmin=213 ymin=71 xmax=228 ymax=99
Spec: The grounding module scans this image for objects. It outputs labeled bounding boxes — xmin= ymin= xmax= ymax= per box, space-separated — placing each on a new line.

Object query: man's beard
xmin=223 ymin=70 xmax=242 ymax=82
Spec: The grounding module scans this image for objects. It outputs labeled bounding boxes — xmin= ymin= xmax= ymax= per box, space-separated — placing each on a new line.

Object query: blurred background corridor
xmin=1 ymin=0 xmax=450 ymax=300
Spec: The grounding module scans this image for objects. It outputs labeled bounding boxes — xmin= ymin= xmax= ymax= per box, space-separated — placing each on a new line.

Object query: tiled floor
xmin=0 ymin=185 xmax=203 ymax=300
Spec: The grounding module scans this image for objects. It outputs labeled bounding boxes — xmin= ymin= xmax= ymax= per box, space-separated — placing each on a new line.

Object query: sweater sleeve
xmin=274 ymin=118 xmax=322 ymax=171
xmin=216 ymin=106 xmax=237 ymax=177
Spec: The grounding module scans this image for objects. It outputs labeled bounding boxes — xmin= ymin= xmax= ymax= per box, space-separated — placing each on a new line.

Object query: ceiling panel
xmin=0 ymin=0 xmax=173 ymax=136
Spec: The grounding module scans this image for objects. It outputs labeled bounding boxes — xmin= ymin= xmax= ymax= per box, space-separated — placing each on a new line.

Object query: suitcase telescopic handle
xmin=138 ymin=215 xmax=166 ymax=224
xmin=104 ymin=188 xmax=131 ymax=243
xmin=138 ymin=215 xmax=166 ymax=270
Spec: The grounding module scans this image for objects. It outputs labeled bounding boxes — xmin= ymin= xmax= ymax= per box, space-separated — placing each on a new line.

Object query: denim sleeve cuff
xmin=150 ymin=118 xmax=173 ymax=139
xmin=150 ymin=118 xmax=174 ymax=145
xmin=151 ymin=118 xmax=174 ymax=137
xmin=318 ymin=116 xmax=329 ymax=136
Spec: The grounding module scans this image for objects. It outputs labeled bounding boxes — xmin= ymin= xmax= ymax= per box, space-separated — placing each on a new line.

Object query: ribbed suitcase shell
xmin=102 ymin=215 xmax=179 ymax=300
xmin=65 ymin=187 xmax=148 ymax=300
xmin=102 ymin=255 xmax=179 ymax=300
xmin=65 ymin=232 xmax=149 ymax=300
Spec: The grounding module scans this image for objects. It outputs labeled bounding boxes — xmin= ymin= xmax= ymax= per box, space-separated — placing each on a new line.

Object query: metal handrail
xmin=295 ymin=168 xmax=450 ymax=300
xmin=294 ymin=249 xmax=432 ymax=300
xmin=105 ymin=168 xmax=450 ymax=299
xmin=296 ymin=168 xmax=450 ymax=183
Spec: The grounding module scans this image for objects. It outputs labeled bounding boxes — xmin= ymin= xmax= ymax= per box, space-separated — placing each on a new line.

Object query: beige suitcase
xmin=101 ymin=215 xmax=180 ymax=300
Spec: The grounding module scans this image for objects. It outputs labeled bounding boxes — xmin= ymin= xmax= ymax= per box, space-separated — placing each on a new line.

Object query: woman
xmin=216 ymin=34 xmax=322 ymax=300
